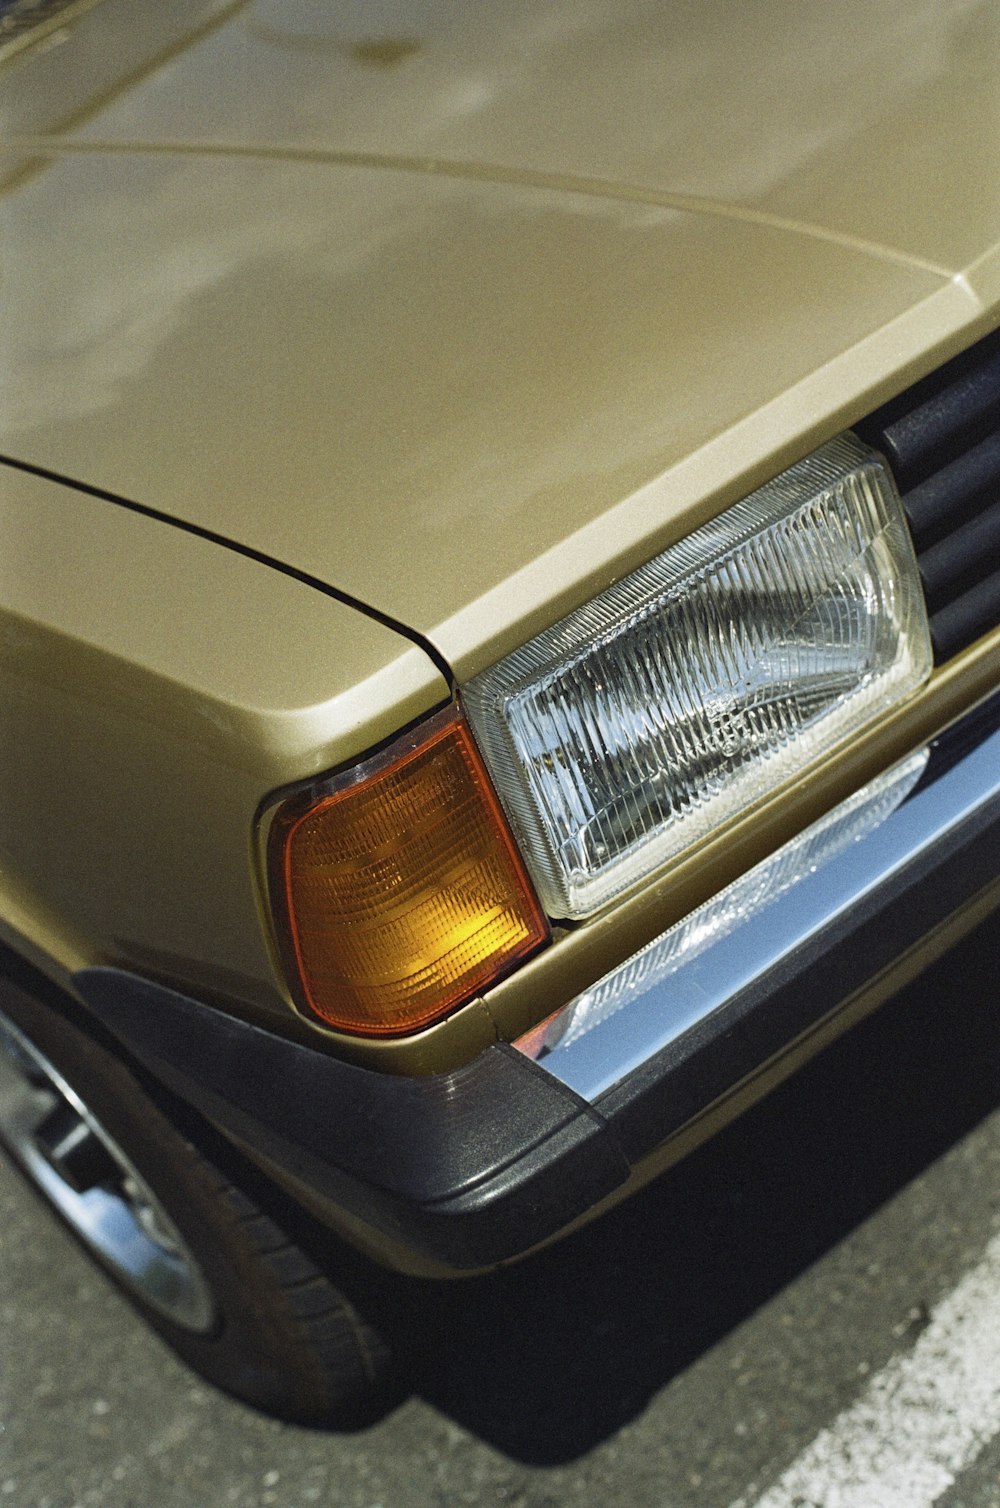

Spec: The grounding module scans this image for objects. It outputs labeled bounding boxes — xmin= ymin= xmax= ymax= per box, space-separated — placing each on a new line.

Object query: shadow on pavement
xmin=352 ymin=912 xmax=1000 ymax=1463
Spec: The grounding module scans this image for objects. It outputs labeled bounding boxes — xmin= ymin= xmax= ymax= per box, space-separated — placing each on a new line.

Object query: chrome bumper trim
xmin=517 ymin=689 xmax=1000 ymax=1104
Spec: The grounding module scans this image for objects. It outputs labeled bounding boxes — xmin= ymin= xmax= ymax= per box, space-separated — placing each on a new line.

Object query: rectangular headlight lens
xmin=463 ymin=434 xmax=932 ymax=919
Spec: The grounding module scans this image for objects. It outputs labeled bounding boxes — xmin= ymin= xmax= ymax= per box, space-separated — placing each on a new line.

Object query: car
xmin=0 ymin=0 xmax=998 ymax=1423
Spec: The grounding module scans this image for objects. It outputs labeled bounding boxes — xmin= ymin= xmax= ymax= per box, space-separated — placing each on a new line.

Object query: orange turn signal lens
xmin=268 ymin=705 xmax=550 ymax=1037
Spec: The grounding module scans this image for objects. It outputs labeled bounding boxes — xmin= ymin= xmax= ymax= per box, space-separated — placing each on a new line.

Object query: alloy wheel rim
xmin=0 ymin=1006 xmax=216 ymax=1333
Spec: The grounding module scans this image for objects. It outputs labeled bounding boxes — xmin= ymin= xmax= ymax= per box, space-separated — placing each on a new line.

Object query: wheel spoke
xmin=33 ymin=1100 xmax=120 ymax=1193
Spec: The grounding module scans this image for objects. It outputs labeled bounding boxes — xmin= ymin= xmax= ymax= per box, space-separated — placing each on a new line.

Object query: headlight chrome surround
xmin=463 ymin=434 xmax=933 ymax=920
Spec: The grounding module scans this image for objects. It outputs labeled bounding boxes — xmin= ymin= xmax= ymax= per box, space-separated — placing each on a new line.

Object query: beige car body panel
xmin=0 ymin=0 xmax=998 ymax=1070
xmin=3 ymin=0 xmax=1000 ymax=680
xmin=0 ymin=464 xmax=488 ymax=1070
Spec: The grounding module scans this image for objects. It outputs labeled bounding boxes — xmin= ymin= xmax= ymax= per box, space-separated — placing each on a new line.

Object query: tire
xmin=0 ymin=978 xmax=394 ymax=1423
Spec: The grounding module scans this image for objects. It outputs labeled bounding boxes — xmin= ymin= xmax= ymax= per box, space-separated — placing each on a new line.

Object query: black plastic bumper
xmin=72 ymin=967 xmax=631 ymax=1270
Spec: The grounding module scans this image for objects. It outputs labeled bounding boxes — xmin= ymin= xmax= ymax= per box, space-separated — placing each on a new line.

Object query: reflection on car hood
xmin=1 ymin=0 xmax=999 ymax=679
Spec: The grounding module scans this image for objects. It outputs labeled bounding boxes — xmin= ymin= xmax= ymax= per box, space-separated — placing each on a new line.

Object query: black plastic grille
xmin=856 ymin=326 xmax=1000 ymax=662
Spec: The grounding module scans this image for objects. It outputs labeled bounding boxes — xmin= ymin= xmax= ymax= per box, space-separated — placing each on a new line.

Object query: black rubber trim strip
xmin=0 ymin=453 xmax=456 ymax=687
xmin=70 ymin=968 xmax=630 ymax=1269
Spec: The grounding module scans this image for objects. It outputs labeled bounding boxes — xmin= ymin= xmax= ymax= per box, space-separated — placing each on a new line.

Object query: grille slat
xmin=931 ymin=571 xmax=1000 ymax=663
xmin=904 ymin=429 xmax=1000 ymax=548
xmin=857 ymin=327 xmax=1000 ymax=662
xmin=920 ymin=506 xmax=1000 ymax=612
xmin=861 ymin=327 xmax=1000 ymax=491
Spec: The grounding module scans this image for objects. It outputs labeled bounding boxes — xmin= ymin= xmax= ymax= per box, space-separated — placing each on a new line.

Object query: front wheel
xmin=0 ymin=979 xmax=393 ymax=1423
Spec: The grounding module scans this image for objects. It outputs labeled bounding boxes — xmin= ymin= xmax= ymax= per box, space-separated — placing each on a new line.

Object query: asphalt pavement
xmin=2 ymin=914 xmax=1000 ymax=1508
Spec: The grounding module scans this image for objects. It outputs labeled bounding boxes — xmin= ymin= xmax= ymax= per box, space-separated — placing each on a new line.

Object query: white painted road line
xmin=730 ymin=1227 xmax=1000 ymax=1508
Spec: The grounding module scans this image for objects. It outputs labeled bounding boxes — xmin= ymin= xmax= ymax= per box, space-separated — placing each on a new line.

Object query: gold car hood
xmin=2 ymin=0 xmax=999 ymax=680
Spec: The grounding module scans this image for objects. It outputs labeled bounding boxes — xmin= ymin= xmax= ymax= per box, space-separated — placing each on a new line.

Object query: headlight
xmin=463 ymin=434 xmax=933 ymax=919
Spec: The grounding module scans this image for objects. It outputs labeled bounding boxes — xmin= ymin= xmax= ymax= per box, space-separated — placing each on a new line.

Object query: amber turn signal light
xmin=268 ymin=705 xmax=550 ymax=1037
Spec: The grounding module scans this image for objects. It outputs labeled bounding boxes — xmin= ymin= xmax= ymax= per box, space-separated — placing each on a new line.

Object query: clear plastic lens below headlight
xmin=463 ymin=434 xmax=933 ymax=919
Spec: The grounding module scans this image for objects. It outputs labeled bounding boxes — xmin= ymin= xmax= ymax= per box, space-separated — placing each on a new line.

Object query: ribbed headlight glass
xmin=463 ymin=434 xmax=932 ymax=919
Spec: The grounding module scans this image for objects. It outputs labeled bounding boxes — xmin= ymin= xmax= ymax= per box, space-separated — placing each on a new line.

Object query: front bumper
xmin=74 ymin=687 xmax=1000 ymax=1274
